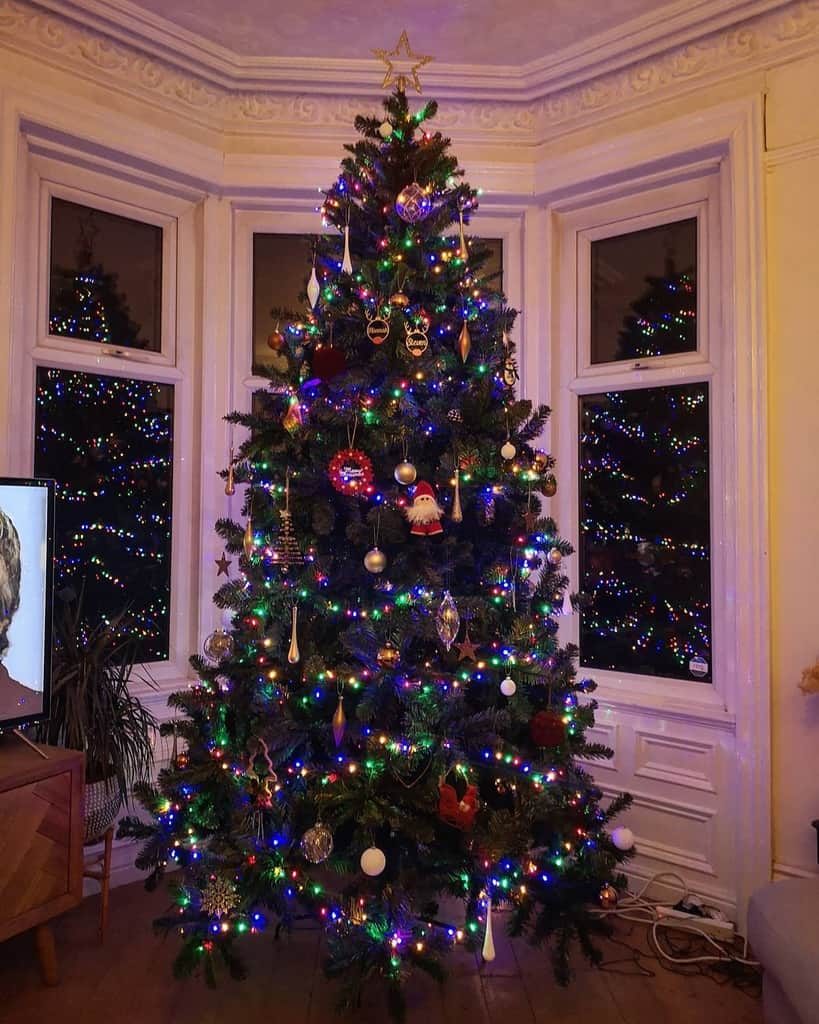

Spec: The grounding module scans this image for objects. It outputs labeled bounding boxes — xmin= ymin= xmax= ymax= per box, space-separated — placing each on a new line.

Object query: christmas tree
xmin=121 ymin=64 xmax=632 ymax=1017
xmin=580 ymin=263 xmax=711 ymax=682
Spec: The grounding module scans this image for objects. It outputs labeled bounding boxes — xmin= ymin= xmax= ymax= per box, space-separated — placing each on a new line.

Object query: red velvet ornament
xmin=328 ymin=448 xmax=375 ymax=496
xmin=312 ymin=345 xmax=348 ymax=381
xmin=438 ymin=780 xmax=479 ymax=830
xmin=529 ymin=709 xmax=566 ymax=748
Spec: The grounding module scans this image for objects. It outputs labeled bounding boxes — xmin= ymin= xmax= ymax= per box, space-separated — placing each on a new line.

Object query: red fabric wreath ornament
xmin=438 ymin=779 xmax=479 ymax=830
xmin=328 ymin=448 xmax=375 ymax=496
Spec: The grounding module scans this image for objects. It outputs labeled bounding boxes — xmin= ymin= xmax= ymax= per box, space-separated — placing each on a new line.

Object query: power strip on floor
xmin=655 ymin=905 xmax=735 ymax=942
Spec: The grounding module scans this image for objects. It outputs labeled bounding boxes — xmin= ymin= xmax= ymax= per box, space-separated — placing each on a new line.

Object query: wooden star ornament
xmin=455 ymin=631 xmax=480 ymax=663
xmin=215 ymin=552 xmax=232 ymax=577
xmin=373 ymin=31 xmax=433 ymax=94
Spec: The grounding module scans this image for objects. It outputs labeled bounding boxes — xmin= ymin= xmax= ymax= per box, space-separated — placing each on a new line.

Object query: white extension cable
xmin=592 ymin=871 xmax=760 ymax=969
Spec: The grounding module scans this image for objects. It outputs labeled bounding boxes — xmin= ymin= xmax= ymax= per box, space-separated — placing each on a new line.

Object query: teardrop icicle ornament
xmin=562 ymin=590 xmax=573 ymax=616
xmin=458 ymin=209 xmax=467 ymax=258
xmin=482 ymin=899 xmax=496 ymax=962
xmin=458 ymin=319 xmax=471 ymax=362
xmin=287 ymin=604 xmax=300 ymax=664
xmin=451 ymin=468 xmax=463 ymax=523
xmin=225 ymin=448 xmax=236 ymax=496
xmin=243 ymin=516 xmax=254 ymax=559
xmin=436 ymin=590 xmax=460 ymax=651
xmin=332 ymin=693 xmax=346 ymax=747
xmin=307 ymin=262 xmax=320 ymax=309
xmin=341 ymin=224 xmax=353 ymax=275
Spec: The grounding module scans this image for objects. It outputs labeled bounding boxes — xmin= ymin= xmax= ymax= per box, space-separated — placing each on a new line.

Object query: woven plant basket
xmin=84 ymin=777 xmax=121 ymax=845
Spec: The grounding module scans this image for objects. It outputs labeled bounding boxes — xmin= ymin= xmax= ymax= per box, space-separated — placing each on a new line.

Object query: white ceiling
xmin=94 ymin=0 xmax=699 ymax=65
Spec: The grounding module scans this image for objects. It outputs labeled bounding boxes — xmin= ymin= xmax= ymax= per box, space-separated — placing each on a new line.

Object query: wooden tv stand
xmin=0 ymin=736 xmax=84 ymax=984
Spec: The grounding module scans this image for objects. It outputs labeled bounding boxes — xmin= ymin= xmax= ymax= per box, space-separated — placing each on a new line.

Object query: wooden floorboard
xmin=0 ymin=880 xmax=763 ymax=1024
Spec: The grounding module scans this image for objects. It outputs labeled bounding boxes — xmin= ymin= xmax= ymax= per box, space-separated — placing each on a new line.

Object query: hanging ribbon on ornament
xmin=509 ymin=546 xmax=519 ymax=612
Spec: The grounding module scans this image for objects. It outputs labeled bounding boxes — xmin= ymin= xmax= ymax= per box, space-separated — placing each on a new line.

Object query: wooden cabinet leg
xmin=99 ymin=826 xmax=114 ymax=942
xmin=35 ymin=923 xmax=58 ymax=986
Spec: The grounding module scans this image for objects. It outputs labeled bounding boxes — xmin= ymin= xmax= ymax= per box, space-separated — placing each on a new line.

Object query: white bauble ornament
xmin=500 ymin=441 xmax=516 ymax=461
xmin=500 ymin=675 xmax=517 ymax=697
xmin=611 ymin=826 xmax=635 ymax=852
xmin=378 ymin=120 xmax=393 ymax=139
xmin=364 ymin=547 xmax=387 ymax=573
xmin=360 ymin=846 xmax=386 ymax=876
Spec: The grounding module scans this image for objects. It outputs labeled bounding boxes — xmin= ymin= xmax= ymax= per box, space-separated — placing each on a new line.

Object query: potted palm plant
xmin=38 ymin=589 xmax=157 ymax=842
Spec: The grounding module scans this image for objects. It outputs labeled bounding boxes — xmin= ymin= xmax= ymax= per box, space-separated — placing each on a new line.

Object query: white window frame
xmin=9 ymin=132 xmax=201 ymax=687
xmin=38 ymin=180 xmax=177 ymax=368
xmin=559 ymin=173 xmax=727 ymax=714
xmin=537 ymin=96 xmax=769 ymax=923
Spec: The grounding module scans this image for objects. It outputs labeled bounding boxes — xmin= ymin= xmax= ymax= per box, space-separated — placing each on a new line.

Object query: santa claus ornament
xmin=438 ymin=778 xmax=479 ymax=830
xmin=405 ymin=480 xmax=444 ymax=536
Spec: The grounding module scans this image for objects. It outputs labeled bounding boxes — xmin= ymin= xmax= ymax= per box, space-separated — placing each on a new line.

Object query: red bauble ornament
xmin=529 ymin=709 xmax=566 ymax=748
xmin=438 ymin=780 xmax=479 ymax=830
xmin=328 ymin=448 xmax=375 ymax=496
xmin=312 ymin=345 xmax=348 ymax=382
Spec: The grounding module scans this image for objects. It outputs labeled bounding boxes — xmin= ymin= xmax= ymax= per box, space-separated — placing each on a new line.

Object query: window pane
xmin=34 ymin=367 xmax=174 ymax=662
xmin=49 ymin=197 xmax=163 ymax=353
xmin=590 ymin=218 xmax=696 ymax=364
xmin=252 ymin=233 xmax=314 ymax=375
xmin=579 ymin=382 xmax=711 ymax=682
xmin=481 ymin=237 xmax=503 ymax=290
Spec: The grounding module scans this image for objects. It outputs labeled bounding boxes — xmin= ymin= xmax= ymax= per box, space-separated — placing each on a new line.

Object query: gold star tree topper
xmin=373 ymin=31 xmax=433 ymax=94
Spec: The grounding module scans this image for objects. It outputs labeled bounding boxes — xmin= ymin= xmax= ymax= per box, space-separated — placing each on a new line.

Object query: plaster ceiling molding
xmin=0 ymin=0 xmax=817 ymax=149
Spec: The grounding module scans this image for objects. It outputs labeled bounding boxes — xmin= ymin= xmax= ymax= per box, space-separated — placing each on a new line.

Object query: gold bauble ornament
xmin=377 ymin=643 xmax=400 ymax=669
xmin=300 ymin=822 xmax=334 ymax=864
xmin=390 ymin=290 xmax=410 ymax=308
xmin=267 ymin=330 xmax=286 ymax=351
xmin=500 ymin=441 xmax=516 ymax=461
xmin=378 ymin=120 xmax=393 ymax=139
xmin=394 ymin=460 xmax=417 ymax=485
xmin=203 ymin=629 xmax=234 ymax=664
xmin=547 ymin=547 xmax=563 ymax=566
xmin=599 ymin=884 xmax=618 ymax=909
xmin=364 ymin=546 xmax=387 ymax=573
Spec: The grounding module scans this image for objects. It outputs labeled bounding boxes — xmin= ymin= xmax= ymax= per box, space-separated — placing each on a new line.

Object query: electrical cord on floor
xmin=590 ymin=871 xmax=762 ymax=995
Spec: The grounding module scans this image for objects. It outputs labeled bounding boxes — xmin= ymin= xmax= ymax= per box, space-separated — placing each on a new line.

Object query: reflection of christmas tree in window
xmin=580 ymin=262 xmax=711 ymax=682
xmin=49 ymin=210 xmax=146 ymax=349
xmin=34 ymin=368 xmax=173 ymax=663
xmin=615 ymin=258 xmax=695 ymax=360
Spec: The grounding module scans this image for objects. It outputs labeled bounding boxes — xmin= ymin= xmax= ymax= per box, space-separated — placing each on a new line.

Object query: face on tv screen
xmin=0 ymin=478 xmax=54 ymax=729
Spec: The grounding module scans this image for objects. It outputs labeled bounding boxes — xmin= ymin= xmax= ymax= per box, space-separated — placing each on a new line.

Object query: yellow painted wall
xmin=766 ymin=55 xmax=819 ymax=878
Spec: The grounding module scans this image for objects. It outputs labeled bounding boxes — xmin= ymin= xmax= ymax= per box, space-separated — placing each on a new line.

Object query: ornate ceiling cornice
xmin=0 ymin=0 xmax=818 ymax=148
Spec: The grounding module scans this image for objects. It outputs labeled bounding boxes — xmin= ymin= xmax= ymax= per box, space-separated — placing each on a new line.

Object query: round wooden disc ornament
xmin=328 ymin=448 xmax=375 ymax=496
xmin=366 ymin=311 xmax=390 ymax=345
xmin=404 ymin=322 xmax=429 ymax=358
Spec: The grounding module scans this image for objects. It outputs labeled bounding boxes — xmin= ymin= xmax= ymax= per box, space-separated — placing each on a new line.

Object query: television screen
xmin=0 ymin=477 xmax=55 ymax=730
